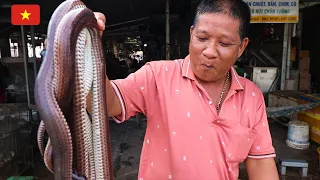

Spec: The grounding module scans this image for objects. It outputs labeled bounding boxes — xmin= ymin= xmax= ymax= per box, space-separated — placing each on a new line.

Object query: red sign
xmin=11 ymin=4 xmax=40 ymax=25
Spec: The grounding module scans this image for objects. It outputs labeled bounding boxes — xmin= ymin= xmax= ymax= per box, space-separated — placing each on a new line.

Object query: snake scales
xmin=34 ymin=0 xmax=113 ymax=179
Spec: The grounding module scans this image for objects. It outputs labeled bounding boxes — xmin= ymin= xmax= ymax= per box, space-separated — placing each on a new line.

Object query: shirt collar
xmin=181 ymin=55 xmax=244 ymax=91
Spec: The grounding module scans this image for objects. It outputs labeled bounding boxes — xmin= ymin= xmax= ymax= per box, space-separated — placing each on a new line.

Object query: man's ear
xmin=237 ymin=37 xmax=249 ymax=58
xmin=190 ymin=25 xmax=195 ymax=35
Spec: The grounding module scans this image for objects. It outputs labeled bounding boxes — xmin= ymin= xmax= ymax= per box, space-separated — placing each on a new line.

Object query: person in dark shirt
xmin=0 ymin=62 xmax=9 ymax=103
xmin=38 ymin=38 xmax=47 ymax=70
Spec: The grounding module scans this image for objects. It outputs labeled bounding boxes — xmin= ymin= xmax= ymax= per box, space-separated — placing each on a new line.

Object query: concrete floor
xmin=22 ymin=118 xmax=320 ymax=180
xmin=269 ymin=119 xmax=320 ymax=180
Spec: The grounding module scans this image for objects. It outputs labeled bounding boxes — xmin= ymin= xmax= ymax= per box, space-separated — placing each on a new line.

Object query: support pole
xmin=31 ymin=26 xmax=37 ymax=80
xmin=165 ymin=0 xmax=170 ymax=60
xmin=280 ymin=23 xmax=289 ymax=90
xmin=21 ymin=25 xmax=31 ymax=107
xmin=286 ymin=24 xmax=292 ymax=80
xmin=295 ymin=12 xmax=303 ymax=74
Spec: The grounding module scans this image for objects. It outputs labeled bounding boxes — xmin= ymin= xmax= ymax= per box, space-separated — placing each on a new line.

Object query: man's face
xmin=189 ymin=13 xmax=248 ymax=82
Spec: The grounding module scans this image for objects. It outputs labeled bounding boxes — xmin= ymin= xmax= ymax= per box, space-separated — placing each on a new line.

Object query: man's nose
xmin=202 ymin=41 xmax=218 ymax=59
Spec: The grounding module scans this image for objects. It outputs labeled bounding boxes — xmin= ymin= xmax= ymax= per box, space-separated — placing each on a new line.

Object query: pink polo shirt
xmin=110 ymin=55 xmax=276 ymax=180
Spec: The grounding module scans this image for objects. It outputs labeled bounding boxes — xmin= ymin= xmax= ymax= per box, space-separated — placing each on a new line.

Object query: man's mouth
xmin=201 ymin=64 xmax=214 ymax=69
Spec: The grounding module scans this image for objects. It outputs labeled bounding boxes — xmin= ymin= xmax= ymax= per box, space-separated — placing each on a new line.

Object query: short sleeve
xmin=248 ymin=98 xmax=276 ymax=159
xmin=110 ymin=63 xmax=157 ymax=123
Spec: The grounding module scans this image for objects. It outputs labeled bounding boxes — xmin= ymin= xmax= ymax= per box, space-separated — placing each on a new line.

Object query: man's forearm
xmin=245 ymin=158 xmax=279 ymax=180
xmin=86 ymin=75 xmax=122 ymax=117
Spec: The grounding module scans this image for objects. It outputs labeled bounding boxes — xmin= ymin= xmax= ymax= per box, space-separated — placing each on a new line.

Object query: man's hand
xmin=93 ymin=12 xmax=106 ymax=36
xmin=86 ymin=12 xmax=122 ymax=118
xmin=86 ymin=12 xmax=107 ymax=115
xmin=245 ymin=158 xmax=279 ymax=180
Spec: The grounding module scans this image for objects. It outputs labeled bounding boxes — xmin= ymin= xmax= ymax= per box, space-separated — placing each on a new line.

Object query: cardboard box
xmin=290 ymin=46 xmax=310 ymax=61
xmin=290 ymin=53 xmax=296 ymax=61
xmin=285 ymin=79 xmax=298 ymax=91
xmin=290 ymin=46 xmax=296 ymax=61
xmin=300 ymin=50 xmax=310 ymax=58
xmin=299 ymin=73 xmax=311 ymax=90
xmin=299 ymin=57 xmax=310 ymax=74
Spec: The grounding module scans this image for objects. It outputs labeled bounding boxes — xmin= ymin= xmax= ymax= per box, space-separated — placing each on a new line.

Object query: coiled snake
xmin=34 ymin=0 xmax=113 ymax=179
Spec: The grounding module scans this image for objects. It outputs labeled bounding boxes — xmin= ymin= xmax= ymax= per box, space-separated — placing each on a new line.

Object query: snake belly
xmin=34 ymin=0 xmax=114 ymax=179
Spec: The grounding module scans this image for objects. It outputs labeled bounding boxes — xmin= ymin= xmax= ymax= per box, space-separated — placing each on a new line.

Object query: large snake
xmin=34 ymin=0 xmax=113 ymax=179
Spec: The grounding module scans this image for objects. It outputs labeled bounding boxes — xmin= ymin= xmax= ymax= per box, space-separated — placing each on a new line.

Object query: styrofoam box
xmin=252 ymin=67 xmax=278 ymax=93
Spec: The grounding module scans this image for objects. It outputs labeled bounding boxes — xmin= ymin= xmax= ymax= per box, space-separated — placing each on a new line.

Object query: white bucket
xmin=286 ymin=120 xmax=310 ymax=150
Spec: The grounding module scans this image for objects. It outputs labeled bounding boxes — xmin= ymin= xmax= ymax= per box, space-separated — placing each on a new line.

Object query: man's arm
xmin=87 ymin=63 xmax=157 ymax=122
xmin=86 ymin=12 xmax=122 ymax=117
xmin=245 ymin=90 xmax=279 ymax=180
xmin=86 ymin=76 xmax=122 ymax=117
xmin=245 ymin=158 xmax=279 ymax=180
xmin=87 ymin=12 xmax=157 ymax=121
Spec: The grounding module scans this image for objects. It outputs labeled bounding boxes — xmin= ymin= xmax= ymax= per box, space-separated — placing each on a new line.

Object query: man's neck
xmin=197 ymin=72 xmax=230 ymax=88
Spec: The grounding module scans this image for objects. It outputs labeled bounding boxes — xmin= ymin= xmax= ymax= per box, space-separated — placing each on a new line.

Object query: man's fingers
xmin=94 ymin=12 xmax=106 ymax=35
xmin=94 ymin=12 xmax=106 ymax=24
xmin=97 ymin=19 xmax=105 ymax=36
xmin=97 ymin=19 xmax=105 ymax=30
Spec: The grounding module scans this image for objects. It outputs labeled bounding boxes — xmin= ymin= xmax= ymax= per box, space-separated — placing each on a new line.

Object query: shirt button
xmin=209 ymin=100 xmax=213 ymax=105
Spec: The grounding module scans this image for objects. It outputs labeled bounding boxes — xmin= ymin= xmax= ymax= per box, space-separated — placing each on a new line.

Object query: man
xmin=88 ymin=0 xmax=279 ymax=179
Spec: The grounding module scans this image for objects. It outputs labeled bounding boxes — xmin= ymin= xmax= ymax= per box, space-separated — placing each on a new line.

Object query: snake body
xmin=34 ymin=0 xmax=113 ymax=179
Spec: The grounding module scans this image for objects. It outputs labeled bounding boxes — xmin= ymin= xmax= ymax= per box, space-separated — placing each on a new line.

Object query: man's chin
xmin=195 ymin=73 xmax=217 ymax=83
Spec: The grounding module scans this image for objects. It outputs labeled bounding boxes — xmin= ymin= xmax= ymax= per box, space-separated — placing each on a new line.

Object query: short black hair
xmin=193 ymin=0 xmax=251 ymax=40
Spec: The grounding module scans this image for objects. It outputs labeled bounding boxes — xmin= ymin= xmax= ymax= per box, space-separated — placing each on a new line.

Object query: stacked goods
xmin=297 ymin=95 xmax=320 ymax=144
xmin=290 ymin=47 xmax=311 ymax=91
xmin=299 ymin=50 xmax=311 ymax=91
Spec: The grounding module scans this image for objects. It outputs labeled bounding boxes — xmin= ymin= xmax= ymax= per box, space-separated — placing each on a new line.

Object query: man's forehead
xmin=196 ymin=13 xmax=240 ymax=26
xmin=194 ymin=13 xmax=241 ymax=39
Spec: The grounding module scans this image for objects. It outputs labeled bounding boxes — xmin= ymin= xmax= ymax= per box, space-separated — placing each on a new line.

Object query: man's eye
xmin=220 ymin=42 xmax=232 ymax=47
xmin=197 ymin=37 xmax=208 ymax=41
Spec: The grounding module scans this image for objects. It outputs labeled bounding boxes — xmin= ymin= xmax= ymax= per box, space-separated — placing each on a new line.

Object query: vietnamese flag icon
xmin=11 ymin=4 xmax=40 ymax=25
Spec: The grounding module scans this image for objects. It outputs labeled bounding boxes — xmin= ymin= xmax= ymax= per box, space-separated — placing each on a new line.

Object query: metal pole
xmin=286 ymin=24 xmax=292 ymax=80
xmin=107 ymin=17 xmax=149 ymax=27
xmin=296 ymin=12 xmax=303 ymax=74
xmin=31 ymin=26 xmax=37 ymax=80
xmin=21 ymin=25 xmax=31 ymax=107
xmin=165 ymin=0 xmax=170 ymax=60
xmin=280 ymin=23 xmax=289 ymax=90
